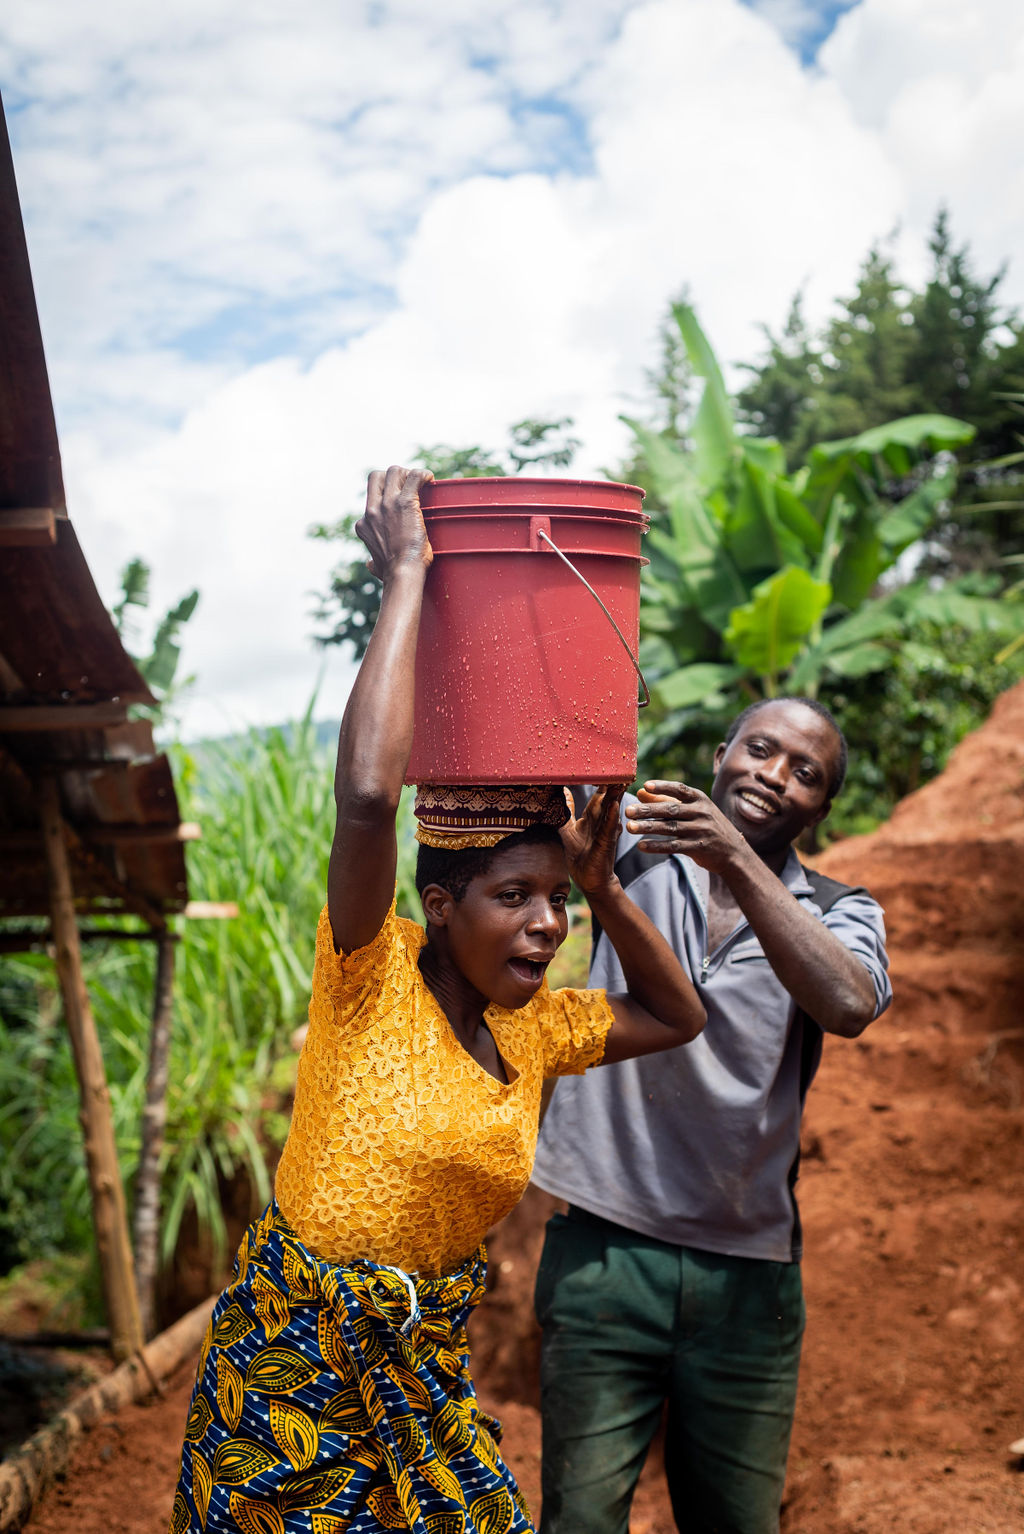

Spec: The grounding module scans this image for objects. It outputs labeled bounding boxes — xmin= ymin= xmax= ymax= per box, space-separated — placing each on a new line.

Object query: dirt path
xmin=20 ymin=685 xmax=1024 ymax=1531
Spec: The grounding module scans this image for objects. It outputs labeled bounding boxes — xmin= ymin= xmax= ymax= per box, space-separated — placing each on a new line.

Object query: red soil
xmin=22 ymin=685 xmax=1024 ymax=1531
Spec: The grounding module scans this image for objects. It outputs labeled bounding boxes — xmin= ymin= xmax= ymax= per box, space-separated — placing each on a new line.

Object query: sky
xmin=3 ymin=0 xmax=1023 ymax=739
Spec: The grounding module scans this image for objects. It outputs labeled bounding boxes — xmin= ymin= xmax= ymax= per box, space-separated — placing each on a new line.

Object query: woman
xmin=171 ymin=465 xmax=705 ymax=1534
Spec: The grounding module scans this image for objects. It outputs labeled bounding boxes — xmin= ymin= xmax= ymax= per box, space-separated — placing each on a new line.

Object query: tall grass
xmin=0 ymin=705 xmax=422 ymax=1298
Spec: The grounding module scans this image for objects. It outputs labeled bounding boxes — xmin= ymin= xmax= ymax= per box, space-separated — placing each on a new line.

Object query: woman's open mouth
xmin=507 ymin=956 xmax=549 ymax=986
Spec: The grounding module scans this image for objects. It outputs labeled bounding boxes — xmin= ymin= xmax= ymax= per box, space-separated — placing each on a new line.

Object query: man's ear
xmin=420 ymin=884 xmax=454 ymax=928
xmin=810 ymin=797 xmax=833 ymax=829
xmin=712 ymin=741 xmax=727 ymax=773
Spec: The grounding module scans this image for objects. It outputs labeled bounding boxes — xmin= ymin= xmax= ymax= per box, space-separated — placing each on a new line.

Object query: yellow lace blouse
xmin=275 ymin=901 xmax=613 ymax=1277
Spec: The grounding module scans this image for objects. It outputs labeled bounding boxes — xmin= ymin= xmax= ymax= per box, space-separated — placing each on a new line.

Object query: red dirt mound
xmin=22 ymin=685 xmax=1024 ymax=1532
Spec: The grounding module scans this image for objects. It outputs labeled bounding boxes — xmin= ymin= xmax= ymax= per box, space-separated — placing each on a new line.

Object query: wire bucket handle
xmin=531 ymin=519 xmax=650 ymax=708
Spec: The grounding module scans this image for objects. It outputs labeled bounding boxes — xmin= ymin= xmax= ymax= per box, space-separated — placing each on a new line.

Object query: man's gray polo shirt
xmin=532 ymin=832 xmax=892 ymax=1263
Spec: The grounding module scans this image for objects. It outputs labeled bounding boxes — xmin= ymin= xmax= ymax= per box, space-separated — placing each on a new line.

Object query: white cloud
xmin=820 ymin=0 xmax=1024 ymax=286
xmin=4 ymin=0 xmax=1023 ymax=738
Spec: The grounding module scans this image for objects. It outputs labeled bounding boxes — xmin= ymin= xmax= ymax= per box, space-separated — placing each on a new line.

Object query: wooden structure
xmin=0 ymin=94 xmax=202 ymax=1354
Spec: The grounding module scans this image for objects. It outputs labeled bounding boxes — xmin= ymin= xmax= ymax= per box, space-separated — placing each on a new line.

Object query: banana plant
xmin=630 ymin=303 xmax=1018 ymax=731
xmin=112 ymin=557 xmax=199 ymax=721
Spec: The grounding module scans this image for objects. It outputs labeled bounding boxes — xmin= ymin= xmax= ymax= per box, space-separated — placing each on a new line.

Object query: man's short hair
xmin=414 ymin=823 xmax=564 ymax=904
xmin=722 ymin=697 xmax=848 ymax=799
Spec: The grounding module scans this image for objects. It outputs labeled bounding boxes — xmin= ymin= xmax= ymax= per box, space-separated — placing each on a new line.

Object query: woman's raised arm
xmin=561 ymin=787 xmax=706 ymax=1060
xmin=326 ymin=465 xmax=434 ymax=954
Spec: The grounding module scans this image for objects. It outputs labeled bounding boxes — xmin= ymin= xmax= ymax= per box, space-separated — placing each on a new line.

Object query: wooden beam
xmin=0 ymin=928 xmax=179 ymax=953
xmin=5 ymin=1329 xmax=110 ymax=1349
xmin=183 ymin=900 xmax=239 ymax=919
xmin=1 ymin=823 xmax=197 ymax=850
xmin=0 ymin=702 xmax=129 ymax=731
xmin=0 ymin=650 xmax=26 ymax=693
xmin=38 ymin=776 xmax=144 ymax=1363
xmin=65 ymin=832 xmax=169 ymax=932
xmin=0 ymin=507 xmax=56 ymax=546
xmin=0 ymin=930 xmax=51 ymax=954
xmin=83 ymin=821 xmax=201 ymax=845
xmin=0 ymin=745 xmax=169 ymax=932
xmin=133 ymin=933 xmax=176 ymax=1339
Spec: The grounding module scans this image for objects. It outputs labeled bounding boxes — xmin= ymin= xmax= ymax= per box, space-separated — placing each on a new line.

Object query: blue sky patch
xmin=741 ymin=0 xmax=859 ymax=63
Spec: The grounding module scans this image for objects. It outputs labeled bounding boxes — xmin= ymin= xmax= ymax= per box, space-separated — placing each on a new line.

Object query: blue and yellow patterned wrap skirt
xmin=171 ymin=1203 xmax=534 ymax=1533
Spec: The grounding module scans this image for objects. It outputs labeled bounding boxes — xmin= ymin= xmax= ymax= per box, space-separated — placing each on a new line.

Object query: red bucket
xmin=406 ymin=477 xmax=649 ymax=787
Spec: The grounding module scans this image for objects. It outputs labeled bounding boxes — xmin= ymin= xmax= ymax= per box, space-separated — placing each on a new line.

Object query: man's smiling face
xmin=710 ymin=700 xmax=840 ymax=861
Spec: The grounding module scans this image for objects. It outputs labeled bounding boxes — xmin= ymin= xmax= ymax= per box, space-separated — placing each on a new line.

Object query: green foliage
xmin=310 ymin=419 xmax=580 ymax=659
xmin=0 ymin=704 xmax=423 ymax=1296
xmin=736 ymin=211 xmax=1024 ymax=582
xmin=724 ymin=568 xmax=832 ymax=677
xmin=825 ymin=623 xmax=1024 ymax=839
xmin=616 ymin=289 xmax=697 ymax=496
xmin=111 ymin=556 xmax=199 ymax=723
xmin=629 ymin=302 xmax=1021 ymax=791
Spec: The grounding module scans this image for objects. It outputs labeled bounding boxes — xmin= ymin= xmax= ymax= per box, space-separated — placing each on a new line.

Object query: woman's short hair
xmin=415 ymin=824 xmax=564 ymax=904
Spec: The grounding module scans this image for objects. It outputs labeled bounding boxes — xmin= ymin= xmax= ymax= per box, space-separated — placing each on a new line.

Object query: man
xmin=531 ymin=697 xmax=892 ymax=1534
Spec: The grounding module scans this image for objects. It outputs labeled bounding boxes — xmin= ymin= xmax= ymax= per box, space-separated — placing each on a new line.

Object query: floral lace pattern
xmin=275 ymin=902 xmax=612 ymax=1277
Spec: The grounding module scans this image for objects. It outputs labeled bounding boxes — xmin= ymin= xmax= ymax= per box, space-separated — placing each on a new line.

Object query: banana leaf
xmin=908 ymin=580 xmax=1021 ymax=633
xmin=829 ymin=508 xmax=885 ymax=610
xmin=808 ymin=414 xmax=976 ymax=480
xmin=774 ymin=478 xmax=825 ymax=556
xmin=786 ymin=591 xmax=909 ymax=690
xmin=655 ymin=661 xmax=746 ymax=710
xmin=724 ymin=566 xmax=832 ymax=680
xmin=632 ymin=419 xmax=749 ymax=629
xmin=672 ymin=302 xmax=736 ymax=491
xmin=877 ymin=471 xmax=955 ymax=554
xmin=818 ymin=641 xmax=893 ymax=679
xmin=723 ymin=458 xmax=808 ymax=574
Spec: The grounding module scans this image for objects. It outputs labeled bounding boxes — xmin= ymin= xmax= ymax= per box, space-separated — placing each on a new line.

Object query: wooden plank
xmin=0 ymin=928 xmax=177 ymax=953
xmin=0 ymin=823 xmax=197 ymax=850
xmin=183 ymin=900 xmax=239 ymax=919
xmin=86 ymin=821 xmax=201 ymax=844
xmin=133 ymin=933 xmax=176 ymax=1338
xmin=0 ymin=702 xmax=129 ymax=731
xmin=0 ymin=507 xmax=56 ymax=546
xmin=0 ymin=96 xmax=66 ymax=515
xmin=64 ymin=831 xmax=170 ymax=931
xmin=38 ymin=776 xmax=144 ymax=1363
xmin=0 ymin=522 xmax=154 ymax=706
xmin=0 ymin=930 xmax=51 ymax=954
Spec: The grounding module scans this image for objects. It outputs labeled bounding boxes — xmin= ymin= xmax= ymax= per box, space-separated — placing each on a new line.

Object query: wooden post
xmin=37 ymin=776 xmax=144 ymax=1362
xmin=133 ymin=930 xmax=177 ymax=1338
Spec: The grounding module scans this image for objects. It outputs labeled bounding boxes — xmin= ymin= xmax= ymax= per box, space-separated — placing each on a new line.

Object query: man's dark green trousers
xmin=535 ymin=1206 xmax=805 ymax=1534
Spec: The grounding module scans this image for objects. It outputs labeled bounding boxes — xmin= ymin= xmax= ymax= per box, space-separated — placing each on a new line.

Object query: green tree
xmin=738 ymin=241 xmax=916 ymax=464
xmin=112 ymin=557 xmax=199 ymax=722
xmin=629 ymin=302 xmax=1022 ymax=789
xmin=734 ymin=293 xmax=822 ymax=457
xmin=310 ymin=418 xmax=580 ymax=659
xmin=736 ymin=213 xmax=1024 ymax=582
xmin=911 ymin=208 xmax=1003 ymax=421
xmin=824 ymin=621 xmax=1024 ymax=838
xmin=816 ymin=243 xmax=918 ymax=441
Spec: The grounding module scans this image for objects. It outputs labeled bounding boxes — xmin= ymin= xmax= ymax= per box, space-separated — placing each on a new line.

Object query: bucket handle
xmin=533 ymin=523 xmax=650 ymax=708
